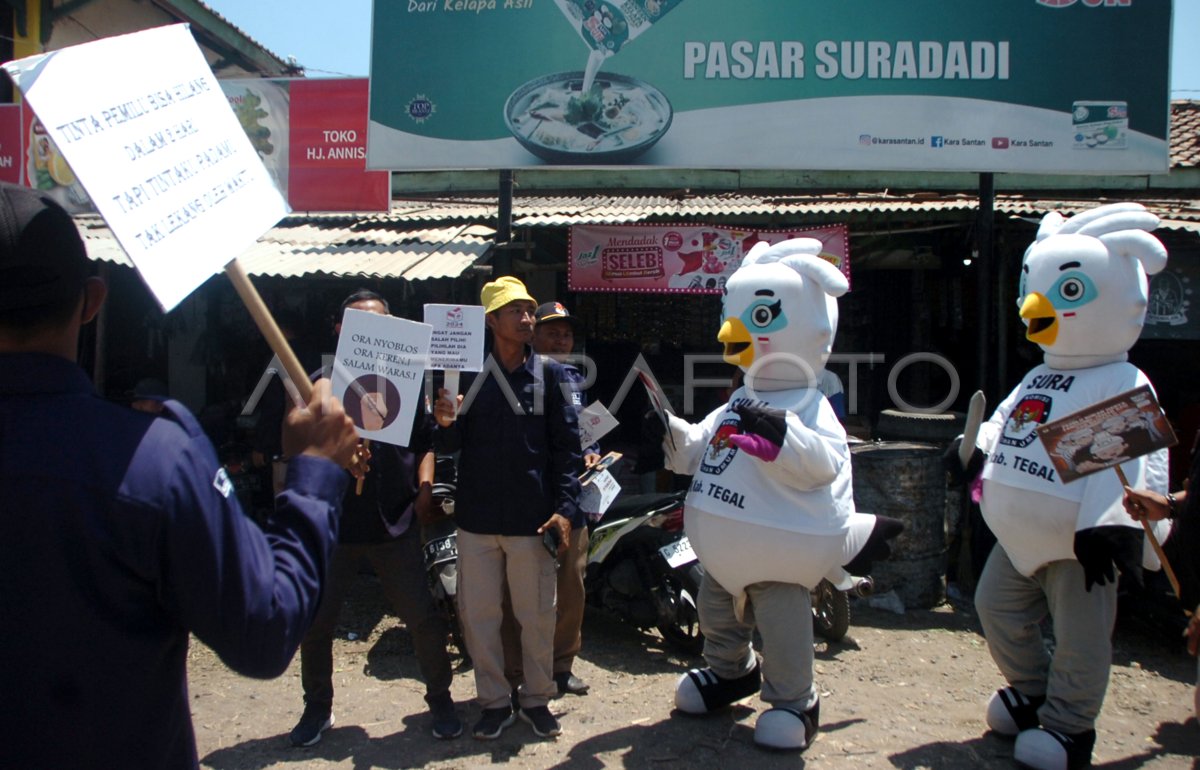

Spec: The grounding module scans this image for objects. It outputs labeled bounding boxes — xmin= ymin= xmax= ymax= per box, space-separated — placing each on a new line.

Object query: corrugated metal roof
xmin=76 ymin=216 xmax=496 ymax=280
xmin=498 ymin=193 xmax=981 ymax=225
xmin=376 ymin=191 xmax=1198 ymax=231
xmin=75 ymin=191 xmax=1200 ymax=284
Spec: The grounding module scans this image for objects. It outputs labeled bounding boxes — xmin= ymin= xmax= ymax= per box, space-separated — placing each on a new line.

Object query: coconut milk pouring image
xmin=553 ymin=0 xmax=687 ymax=92
xmin=499 ymin=0 xmax=684 ymax=164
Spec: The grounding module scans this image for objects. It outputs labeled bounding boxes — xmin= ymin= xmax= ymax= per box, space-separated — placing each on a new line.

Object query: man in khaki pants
xmin=433 ymin=278 xmax=582 ymax=740
xmin=501 ymin=300 xmax=601 ymax=699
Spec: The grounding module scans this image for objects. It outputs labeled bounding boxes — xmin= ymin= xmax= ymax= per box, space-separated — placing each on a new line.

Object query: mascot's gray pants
xmin=699 ymin=572 xmax=817 ymax=712
xmin=976 ymin=546 xmax=1117 ymax=734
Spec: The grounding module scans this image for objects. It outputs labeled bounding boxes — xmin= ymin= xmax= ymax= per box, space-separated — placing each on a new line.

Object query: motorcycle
xmin=811 ymin=569 xmax=875 ymax=643
xmin=585 ymin=490 xmax=706 ymax=654
xmin=421 ymin=456 xmax=469 ymax=664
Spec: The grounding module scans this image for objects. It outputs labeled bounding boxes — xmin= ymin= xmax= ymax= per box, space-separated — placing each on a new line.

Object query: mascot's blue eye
xmin=1048 ymin=271 xmax=1097 ymax=309
xmin=743 ymin=300 xmax=784 ymax=331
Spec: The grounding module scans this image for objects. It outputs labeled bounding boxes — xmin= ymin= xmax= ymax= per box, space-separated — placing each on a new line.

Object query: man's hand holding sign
xmin=1036 ymin=385 xmax=1183 ymax=602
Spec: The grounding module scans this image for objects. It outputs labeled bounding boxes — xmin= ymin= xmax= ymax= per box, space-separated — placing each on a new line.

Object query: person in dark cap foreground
xmin=0 ymin=182 xmax=360 ymax=768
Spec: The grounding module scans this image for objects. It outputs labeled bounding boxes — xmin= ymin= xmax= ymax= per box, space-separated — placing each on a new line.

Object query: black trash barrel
xmin=850 ymin=441 xmax=947 ymax=609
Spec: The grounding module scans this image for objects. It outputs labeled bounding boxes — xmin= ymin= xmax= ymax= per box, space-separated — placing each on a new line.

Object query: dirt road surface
xmin=190 ymin=574 xmax=1199 ymax=770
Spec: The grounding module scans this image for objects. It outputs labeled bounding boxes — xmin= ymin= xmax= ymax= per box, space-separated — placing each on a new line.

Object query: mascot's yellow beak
xmin=1020 ymin=292 xmax=1058 ymax=345
xmin=718 ymin=317 xmax=754 ymax=367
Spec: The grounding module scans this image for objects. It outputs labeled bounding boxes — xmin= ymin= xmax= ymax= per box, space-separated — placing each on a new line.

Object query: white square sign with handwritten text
xmin=331 ymin=309 xmax=432 ymax=447
xmin=2 ymin=24 xmax=289 ymax=311
xmin=423 ymin=304 xmax=485 ymax=371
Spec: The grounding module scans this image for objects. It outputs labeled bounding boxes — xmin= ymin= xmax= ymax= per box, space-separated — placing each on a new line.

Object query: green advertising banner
xmin=368 ymin=0 xmax=1171 ymax=174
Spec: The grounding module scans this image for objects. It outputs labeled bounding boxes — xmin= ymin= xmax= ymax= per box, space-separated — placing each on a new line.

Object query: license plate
xmin=423 ymin=536 xmax=456 ymax=562
xmin=659 ymin=536 xmax=696 ymax=568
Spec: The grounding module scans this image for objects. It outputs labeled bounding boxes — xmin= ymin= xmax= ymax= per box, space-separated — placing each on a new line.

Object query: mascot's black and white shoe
xmin=674 ymin=662 xmax=761 ymax=714
xmin=1013 ymin=726 xmax=1095 ymax=770
xmin=754 ymin=698 xmax=819 ymax=751
xmin=986 ymin=686 xmax=1046 ymax=737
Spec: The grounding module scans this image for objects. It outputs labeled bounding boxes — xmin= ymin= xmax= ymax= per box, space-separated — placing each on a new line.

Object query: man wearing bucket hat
xmin=0 ymin=181 xmax=359 ymax=768
xmin=501 ymin=299 xmax=599 ymax=699
xmin=434 ymin=276 xmax=582 ymax=741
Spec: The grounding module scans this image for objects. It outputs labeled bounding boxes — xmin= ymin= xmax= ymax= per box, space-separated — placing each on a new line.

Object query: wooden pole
xmin=224 ymin=258 xmax=311 ymax=404
xmin=1113 ymin=464 xmax=1182 ymax=602
xmin=225 ymin=257 xmax=366 ymax=490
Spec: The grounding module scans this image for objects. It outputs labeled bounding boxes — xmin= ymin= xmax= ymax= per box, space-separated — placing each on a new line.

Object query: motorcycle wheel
xmin=655 ymin=562 xmax=705 ymax=656
xmin=812 ymin=578 xmax=850 ymax=642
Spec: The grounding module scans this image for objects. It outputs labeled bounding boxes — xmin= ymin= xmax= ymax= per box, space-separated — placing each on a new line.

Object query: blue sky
xmin=204 ymin=0 xmax=1199 ymax=95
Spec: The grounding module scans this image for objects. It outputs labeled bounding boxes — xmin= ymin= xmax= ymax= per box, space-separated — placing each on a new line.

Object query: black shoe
xmin=519 ymin=705 xmax=562 ymax=738
xmin=554 ymin=672 xmax=590 ymax=696
xmin=289 ymin=707 xmax=333 ymax=747
xmin=425 ymin=691 xmax=462 ymax=740
xmin=472 ymin=706 xmax=516 ymax=740
xmin=1014 ymin=727 xmax=1096 ymax=770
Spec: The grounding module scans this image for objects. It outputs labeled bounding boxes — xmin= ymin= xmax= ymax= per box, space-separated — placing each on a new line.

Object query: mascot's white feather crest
xmin=742 ymin=238 xmax=849 ymax=298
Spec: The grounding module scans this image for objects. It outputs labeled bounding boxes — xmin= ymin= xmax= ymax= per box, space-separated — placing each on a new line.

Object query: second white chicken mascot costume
xmin=654 ymin=238 xmax=901 ymax=751
xmin=956 ymin=203 xmax=1171 ymax=770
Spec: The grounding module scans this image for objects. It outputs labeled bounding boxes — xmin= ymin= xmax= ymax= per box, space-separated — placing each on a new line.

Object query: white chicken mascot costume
xmin=657 ymin=238 xmax=902 ymax=751
xmin=963 ymin=203 xmax=1170 ymax=770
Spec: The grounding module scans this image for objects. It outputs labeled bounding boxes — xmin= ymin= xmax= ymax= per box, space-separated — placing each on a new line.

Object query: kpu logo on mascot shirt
xmin=1000 ymin=395 xmax=1052 ymax=448
xmin=701 ymin=416 xmax=741 ymax=475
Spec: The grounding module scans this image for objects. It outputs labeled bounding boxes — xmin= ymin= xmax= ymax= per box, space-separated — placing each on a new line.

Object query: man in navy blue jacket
xmin=501 ymin=300 xmax=599 ymax=699
xmin=434 ymin=277 xmax=582 ymax=741
xmin=0 ymin=183 xmax=359 ymax=768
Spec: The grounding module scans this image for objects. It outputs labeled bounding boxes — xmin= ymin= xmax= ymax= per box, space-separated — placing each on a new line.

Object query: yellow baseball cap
xmin=481 ymin=275 xmax=536 ymax=314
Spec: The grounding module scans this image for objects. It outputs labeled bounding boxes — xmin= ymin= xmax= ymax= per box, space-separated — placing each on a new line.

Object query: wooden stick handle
xmin=1114 ymin=465 xmax=1183 ymax=601
xmin=224 ymin=258 xmax=311 ymax=404
xmin=355 ymin=439 xmax=370 ymax=496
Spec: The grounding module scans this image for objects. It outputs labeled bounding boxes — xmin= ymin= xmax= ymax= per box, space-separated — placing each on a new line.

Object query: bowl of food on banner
xmin=504 ymin=71 xmax=673 ymax=164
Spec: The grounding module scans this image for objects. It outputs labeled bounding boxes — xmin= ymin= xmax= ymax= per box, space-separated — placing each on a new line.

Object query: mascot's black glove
xmin=943 ymin=437 xmax=984 ymax=487
xmin=1073 ymin=525 xmax=1144 ymax=593
xmin=633 ymin=408 xmax=667 ymax=475
xmin=728 ymin=403 xmax=788 ymax=461
xmin=843 ymin=515 xmax=905 ymax=576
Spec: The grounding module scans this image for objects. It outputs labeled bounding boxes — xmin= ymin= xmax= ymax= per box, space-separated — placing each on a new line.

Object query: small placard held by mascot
xmin=1035 ymin=385 xmax=1176 ymax=483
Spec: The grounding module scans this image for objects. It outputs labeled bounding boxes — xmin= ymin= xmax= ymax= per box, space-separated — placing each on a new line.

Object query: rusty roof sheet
xmin=1171 ymin=100 xmax=1200 ymax=169
xmin=448 ymin=193 xmax=1196 ymax=231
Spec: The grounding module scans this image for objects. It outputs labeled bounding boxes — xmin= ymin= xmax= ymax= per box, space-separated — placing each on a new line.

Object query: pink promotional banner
xmin=568 ymin=224 xmax=849 ymax=294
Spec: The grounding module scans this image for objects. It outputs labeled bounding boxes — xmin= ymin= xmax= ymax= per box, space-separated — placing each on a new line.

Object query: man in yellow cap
xmin=434 ymin=276 xmax=582 ymax=740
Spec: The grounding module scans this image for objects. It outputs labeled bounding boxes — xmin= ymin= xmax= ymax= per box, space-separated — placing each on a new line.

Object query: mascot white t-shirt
xmin=670 ymin=386 xmax=852 ymax=533
xmin=979 ymin=362 xmax=1168 ymax=575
